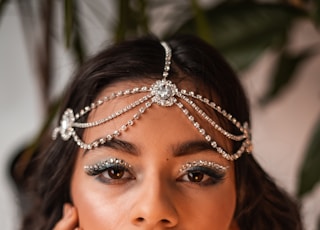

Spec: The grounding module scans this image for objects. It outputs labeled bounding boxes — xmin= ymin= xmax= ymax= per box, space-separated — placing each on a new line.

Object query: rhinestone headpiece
xmin=52 ymin=42 xmax=252 ymax=160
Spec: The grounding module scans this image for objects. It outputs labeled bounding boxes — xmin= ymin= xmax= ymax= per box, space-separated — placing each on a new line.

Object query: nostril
xmin=136 ymin=217 xmax=144 ymax=222
xmin=161 ymin=219 xmax=170 ymax=224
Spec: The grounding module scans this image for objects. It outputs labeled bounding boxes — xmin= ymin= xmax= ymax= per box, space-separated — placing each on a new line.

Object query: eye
xmin=97 ymin=165 xmax=135 ymax=184
xmin=84 ymin=158 xmax=135 ymax=185
xmin=177 ymin=166 xmax=226 ymax=186
xmin=186 ymin=171 xmax=206 ymax=183
xmin=103 ymin=166 xmax=125 ymax=179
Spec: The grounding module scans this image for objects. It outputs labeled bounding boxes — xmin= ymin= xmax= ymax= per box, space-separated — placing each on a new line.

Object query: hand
xmin=53 ymin=203 xmax=82 ymax=230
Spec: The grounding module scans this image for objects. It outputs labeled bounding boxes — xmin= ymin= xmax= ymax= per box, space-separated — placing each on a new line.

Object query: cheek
xmin=73 ymin=188 xmax=125 ymax=230
xmin=179 ymin=180 xmax=237 ymax=229
xmin=207 ymin=185 xmax=237 ymax=225
xmin=71 ymin=161 xmax=130 ymax=229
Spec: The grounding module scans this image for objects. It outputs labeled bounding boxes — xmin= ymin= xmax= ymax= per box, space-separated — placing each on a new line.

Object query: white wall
xmin=0 ymin=3 xmax=319 ymax=230
xmin=0 ymin=4 xmax=39 ymax=230
xmin=241 ymin=20 xmax=320 ymax=229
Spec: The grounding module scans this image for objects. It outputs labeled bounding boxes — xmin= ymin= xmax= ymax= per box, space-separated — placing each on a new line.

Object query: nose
xmin=130 ymin=177 xmax=178 ymax=228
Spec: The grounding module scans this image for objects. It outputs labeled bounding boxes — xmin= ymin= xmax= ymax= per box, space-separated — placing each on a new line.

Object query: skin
xmin=55 ymin=81 xmax=239 ymax=230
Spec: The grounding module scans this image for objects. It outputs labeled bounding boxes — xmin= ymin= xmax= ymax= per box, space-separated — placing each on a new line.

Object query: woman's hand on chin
xmin=53 ymin=203 xmax=81 ymax=230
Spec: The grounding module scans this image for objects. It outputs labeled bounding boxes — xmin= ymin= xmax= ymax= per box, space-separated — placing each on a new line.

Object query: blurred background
xmin=0 ymin=0 xmax=319 ymax=229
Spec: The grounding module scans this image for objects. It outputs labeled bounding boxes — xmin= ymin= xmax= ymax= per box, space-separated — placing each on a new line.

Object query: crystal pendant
xmin=59 ymin=108 xmax=75 ymax=140
xmin=151 ymin=79 xmax=177 ymax=106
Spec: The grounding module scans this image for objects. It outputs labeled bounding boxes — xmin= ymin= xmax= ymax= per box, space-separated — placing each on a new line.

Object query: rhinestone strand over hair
xmin=52 ymin=41 xmax=252 ymax=161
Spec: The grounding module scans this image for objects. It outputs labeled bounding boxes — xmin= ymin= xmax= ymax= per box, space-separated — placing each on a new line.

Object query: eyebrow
xmin=83 ymin=138 xmax=216 ymax=157
xmin=172 ymin=140 xmax=216 ymax=157
xmin=83 ymin=138 xmax=139 ymax=156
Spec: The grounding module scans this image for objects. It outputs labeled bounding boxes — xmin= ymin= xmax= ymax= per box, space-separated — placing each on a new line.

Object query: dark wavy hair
xmin=21 ymin=35 xmax=303 ymax=230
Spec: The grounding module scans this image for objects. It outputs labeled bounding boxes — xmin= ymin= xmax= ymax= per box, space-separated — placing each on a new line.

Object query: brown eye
xmin=103 ymin=167 xmax=125 ymax=179
xmin=86 ymin=159 xmax=135 ymax=185
xmin=178 ymin=166 xmax=226 ymax=186
xmin=187 ymin=172 xmax=204 ymax=182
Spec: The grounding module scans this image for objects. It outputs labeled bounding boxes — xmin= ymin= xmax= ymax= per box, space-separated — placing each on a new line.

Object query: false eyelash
xmin=179 ymin=160 xmax=228 ymax=173
xmin=178 ymin=166 xmax=227 ymax=186
xmin=84 ymin=157 xmax=132 ymax=176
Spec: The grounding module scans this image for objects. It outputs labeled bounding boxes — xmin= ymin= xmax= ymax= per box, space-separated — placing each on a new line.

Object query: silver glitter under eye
xmin=84 ymin=157 xmax=132 ymax=176
xmin=179 ymin=160 xmax=228 ymax=173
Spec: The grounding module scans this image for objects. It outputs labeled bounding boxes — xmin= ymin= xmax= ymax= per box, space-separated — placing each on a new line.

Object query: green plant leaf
xmin=313 ymin=0 xmax=320 ymax=27
xmin=63 ymin=0 xmax=86 ymax=64
xmin=64 ymin=0 xmax=74 ymax=48
xmin=72 ymin=24 xmax=86 ymax=64
xmin=190 ymin=0 xmax=211 ymax=44
xmin=0 ymin=0 xmax=10 ymax=23
xmin=114 ymin=0 xmax=130 ymax=42
xmin=260 ymin=48 xmax=313 ymax=105
xmin=72 ymin=3 xmax=86 ymax=64
xmin=172 ymin=2 xmax=307 ymax=70
xmin=136 ymin=0 xmax=149 ymax=35
xmin=113 ymin=0 xmax=149 ymax=42
xmin=297 ymin=117 xmax=320 ymax=197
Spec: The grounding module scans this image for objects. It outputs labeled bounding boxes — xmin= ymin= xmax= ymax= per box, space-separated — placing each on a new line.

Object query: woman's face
xmin=71 ymin=82 xmax=238 ymax=230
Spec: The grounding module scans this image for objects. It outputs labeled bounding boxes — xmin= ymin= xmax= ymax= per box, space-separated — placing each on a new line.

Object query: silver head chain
xmin=52 ymin=41 xmax=252 ymax=161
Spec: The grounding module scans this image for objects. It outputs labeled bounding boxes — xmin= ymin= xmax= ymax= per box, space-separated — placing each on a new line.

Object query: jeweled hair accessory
xmin=52 ymin=41 xmax=252 ymax=161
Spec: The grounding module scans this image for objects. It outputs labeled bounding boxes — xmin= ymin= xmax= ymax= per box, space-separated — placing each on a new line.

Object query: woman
xmin=22 ymin=35 xmax=303 ymax=229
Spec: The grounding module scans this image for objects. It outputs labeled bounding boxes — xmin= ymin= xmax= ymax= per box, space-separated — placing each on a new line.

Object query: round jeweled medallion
xmin=60 ymin=108 xmax=75 ymax=140
xmin=151 ymin=79 xmax=177 ymax=106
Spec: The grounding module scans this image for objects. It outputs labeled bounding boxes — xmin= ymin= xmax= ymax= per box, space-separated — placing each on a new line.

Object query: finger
xmin=53 ymin=203 xmax=79 ymax=230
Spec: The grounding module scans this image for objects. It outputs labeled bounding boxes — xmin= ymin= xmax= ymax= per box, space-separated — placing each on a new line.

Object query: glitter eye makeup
xmin=177 ymin=160 xmax=229 ymax=186
xmin=84 ymin=158 xmax=135 ymax=184
xmin=84 ymin=158 xmax=132 ymax=175
xmin=179 ymin=160 xmax=228 ymax=173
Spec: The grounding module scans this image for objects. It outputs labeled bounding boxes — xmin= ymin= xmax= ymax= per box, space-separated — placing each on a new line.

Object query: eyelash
xmin=85 ymin=159 xmax=227 ymax=186
xmin=177 ymin=166 xmax=226 ymax=186
xmin=84 ymin=158 xmax=135 ymax=185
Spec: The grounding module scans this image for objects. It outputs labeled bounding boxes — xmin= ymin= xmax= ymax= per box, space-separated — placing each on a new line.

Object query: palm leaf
xmin=260 ymin=48 xmax=314 ymax=105
xmin=297 ymin=117 xmax=320 ymax=197
xmin=172 ymin=2 xmax=307 ymax=69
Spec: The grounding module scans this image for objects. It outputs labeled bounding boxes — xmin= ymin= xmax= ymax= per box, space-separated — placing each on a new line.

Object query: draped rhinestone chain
xmin=52 ymin=41 xmax=252 ymax=160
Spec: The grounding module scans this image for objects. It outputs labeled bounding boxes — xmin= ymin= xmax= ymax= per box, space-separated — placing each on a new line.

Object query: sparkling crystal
xmin=159 ymin=85 xmax=172 ymax=99
xmin=200 ymin=129 xmax=205 ymax=135
xmin=151 ymin=80 xmax=177 ymax=106
xmin=53 ymin=41 xmax=252 ymax=162
xmin=59 ymin=109 xmax=75 ymax=141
